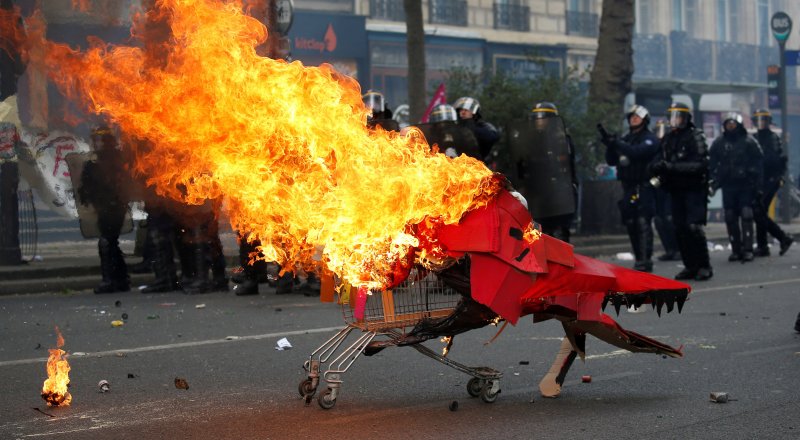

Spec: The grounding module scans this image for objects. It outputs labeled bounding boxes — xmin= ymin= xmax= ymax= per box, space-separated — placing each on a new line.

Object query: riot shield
xmin=506 ymin=118 xmax=576 ymax=219
xmin=66 ymin=152 xmax=133 ymax=239
xmin=368 ymin=118 xmax=400 ymax=132
xmin=413 ymin=121 xmax=481 ymax=160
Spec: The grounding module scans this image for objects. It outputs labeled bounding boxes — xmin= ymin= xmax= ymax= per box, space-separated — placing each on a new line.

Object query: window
xmin=685 ymin=0 xmax=697 ymax=36
xmin=672 ymin=0 xmax=683 ymax=31
xmin=716 ymin=0 xmax=727 ymax=41
xmin=636 ymin=0 xmax=654 ymax=34
xmin=757 ymin=0 xmax=770 ymax=46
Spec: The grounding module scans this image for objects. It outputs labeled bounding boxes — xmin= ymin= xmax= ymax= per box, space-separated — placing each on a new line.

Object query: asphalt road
xmin=1 ymin=250 xmax=799 ymax=440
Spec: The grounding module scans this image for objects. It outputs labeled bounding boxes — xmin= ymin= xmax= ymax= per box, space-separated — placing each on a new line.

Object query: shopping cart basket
xmin=299 ymin=269 xmax=502 ymax=409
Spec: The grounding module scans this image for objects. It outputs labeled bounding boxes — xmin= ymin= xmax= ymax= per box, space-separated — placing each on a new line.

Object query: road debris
xmin=147 ymin=314 xmax=160 ymax=320
xmin=581 ymin=375 xmax=592 ymax=383
xmin=114 ymin=300 xmax=121 ymax=307
xmin=195 ymin=304 xmax=206 ymax=309
xmin=449 ymin=400 xmax=459 ymax=411
xmin=275 ymin=337 xmax=292 ymax=350
xmin=98 ymin=380 xmax=110 ymax=393
xmin=174 ymin=377 xmax=189 ymax=390
xmin=615 ymin=252 xmax=634 ymax=261
xmin=710 ymin=392 xmax=728 ymax=403
xmin=225 ymin=336 xmax=240 ymax=340
xmin=127 ymin=373 xmax=137 ymax=379
xmin=121 ymin=313 xmax=128 ymax=320
xmin=111 ymin=320 xmax=124 ymax=327
xmin=519 ymin=361 xmax=529 ymax=365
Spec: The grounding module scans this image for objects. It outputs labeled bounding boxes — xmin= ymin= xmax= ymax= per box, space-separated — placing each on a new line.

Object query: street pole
xmin=771 ymin=12 xmax=793 ymax=223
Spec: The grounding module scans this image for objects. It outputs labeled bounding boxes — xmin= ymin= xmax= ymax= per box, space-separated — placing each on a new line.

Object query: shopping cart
xmin=299 ymin=268 xmax=502 ymax=409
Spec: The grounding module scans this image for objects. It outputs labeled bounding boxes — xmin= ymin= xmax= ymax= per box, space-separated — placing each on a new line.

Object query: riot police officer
xmin=709 ymin=112 xmax=763 ymax=263
xmin=751 ymin=109 xmax=794 ymax=256
xmin=416 ymin=104 xmax=481 ymax=160
xmin=363 ymin=90 xmax=399 ymax=131
xmin=79 ymin=126 xmax=130 ymax=293
xmin=453 ymin=96 xmax=500 ymax=163
xmin=652 ymin=119 xmax=681 ymax=262
xmin=601 ymin=105 xmax=660 ymax=272
xmin=508 ymin=102 xmax=577 ymax=242
xmin=650 ymin=103 xmax=713 ymax=281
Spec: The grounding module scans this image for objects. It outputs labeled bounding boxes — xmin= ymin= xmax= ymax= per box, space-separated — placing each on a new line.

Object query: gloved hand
xmin=708 ymin=180 xmax=718 ymax=198
xmin=650 ymin=160 xmax=670 ymax=174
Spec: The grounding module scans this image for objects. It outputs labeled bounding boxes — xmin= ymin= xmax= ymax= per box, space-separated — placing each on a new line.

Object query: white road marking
xmin=0 ymin=325 xmax=343 ymax=368
xmin=691 ymin=277 xmax=800 ymax=294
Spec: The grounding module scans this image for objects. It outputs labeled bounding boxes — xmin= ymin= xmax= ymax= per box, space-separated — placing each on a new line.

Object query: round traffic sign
xmin=771 ymin=12 xmax=792 ymax=43
xmin=276 ymin=0 xmax=294 ymax=35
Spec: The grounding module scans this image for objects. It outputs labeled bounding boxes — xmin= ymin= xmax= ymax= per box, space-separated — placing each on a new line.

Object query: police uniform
xmin=650 ymin=103 xmax=713 ymax=281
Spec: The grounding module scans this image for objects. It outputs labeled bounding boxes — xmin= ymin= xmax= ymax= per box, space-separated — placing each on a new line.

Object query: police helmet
xmin=91 ymin=125 xmax=117 ymax=149
xmin=722 ymin=112 xmax=744 ymax=133
xmin=626 ymin=104 xmax=650 ymax=128
xmin=453 ymin=97 xmax=480 ymax=115
xmin=752 ymin=108 xmax=772 ymax=130
xmin=362 ymin=90 xmax=385 ymax=115
xmin=667 ymin=102 xmax=692 ymax=129
xmin=429 ymin=104 xmax=458 ymax=123
xmin=529 ymin=102 xmax=559 ymax=119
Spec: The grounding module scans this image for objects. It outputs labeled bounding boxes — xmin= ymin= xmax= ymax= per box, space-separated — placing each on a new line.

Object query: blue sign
xmin=786 ymin=50 xmax=800 ymax=66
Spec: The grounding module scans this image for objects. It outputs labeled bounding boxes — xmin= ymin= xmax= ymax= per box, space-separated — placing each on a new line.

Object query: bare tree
xmin=404 ymin=0 xmax=425 ymax=122
xmin=587 ymin=0 xmax=635 ymax=115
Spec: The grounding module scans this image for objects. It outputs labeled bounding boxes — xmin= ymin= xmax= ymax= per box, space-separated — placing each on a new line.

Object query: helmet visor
xmin=668 ymin=108 xmax=690 ymax=129
xmin=363 ymin=93 xmax=385 ymax=114
xmin=753 ymin=115 xmax=770 ymax=130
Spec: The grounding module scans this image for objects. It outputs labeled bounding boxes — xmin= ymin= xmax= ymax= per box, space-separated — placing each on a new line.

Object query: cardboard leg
xmin=538 ymin=337 xmax=577 ymax=398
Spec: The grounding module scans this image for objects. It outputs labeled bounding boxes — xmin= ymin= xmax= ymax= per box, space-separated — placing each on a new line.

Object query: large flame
xmin=15 ymin=0 xmax=500 ymax=288
xmin=41 ymin=326 xmax=72 ymax=407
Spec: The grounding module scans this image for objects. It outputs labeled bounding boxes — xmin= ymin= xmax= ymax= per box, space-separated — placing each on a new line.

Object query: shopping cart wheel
xmin=467 ymin=378 xmax=485 ymax=398
xmin=480 ymin=381 xmax=499 ymax=403
xmin=318 ymin=388 xmax=337 ymax=410
xmin=298 ymin=378 xmax=317 ymax=398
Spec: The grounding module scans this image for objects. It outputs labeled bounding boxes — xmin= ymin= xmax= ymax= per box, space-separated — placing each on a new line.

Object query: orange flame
xmin=18 ymin=0 xmax=500 ymax=288
xmin=41 ymin=326 xmax=72 ymax=407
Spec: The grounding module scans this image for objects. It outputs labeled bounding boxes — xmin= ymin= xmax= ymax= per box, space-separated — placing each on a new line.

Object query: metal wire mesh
xmin=340 ymin=270 xmax=461 ymax=332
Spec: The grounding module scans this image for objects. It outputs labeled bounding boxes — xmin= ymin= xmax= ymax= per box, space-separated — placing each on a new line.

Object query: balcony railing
xmin=566 ymin=10 xmax=598 ymax=38
xmin=493 ymin=2 xmax=530 ymax=32
xmin=429 ymin=0 xmax=468 ymax=27
xmin=632 ymin=32 xmax=784 ymax=86
xmin=369 ymin=0 xmax=405 ymax=22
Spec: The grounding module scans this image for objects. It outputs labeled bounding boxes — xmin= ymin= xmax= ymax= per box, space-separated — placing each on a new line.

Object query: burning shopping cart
xmin=299 ymin=269 xmax=502 ymax=409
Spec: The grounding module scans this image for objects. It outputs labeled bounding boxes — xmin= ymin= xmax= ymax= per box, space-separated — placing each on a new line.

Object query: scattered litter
xmin=699 ymin=344 xmax=716 ymax=349
xmin=72 ymin=352 xmax=86 ymax=356
xmin=33 ymin=255 xmax=44 ymax=262
xmin=174 ymin=377 xmax=189 ymax=390
xmin=225 ymin=336 xmax=240 ymax=340
xmin=713 ymin=244 xmax=725 ymax=252
xmin=581 ymin=375 xmax=592 ymax=383
xmin=627 ymin=305 xmax=647 ymax=313
xmin=449 ymin=400 xmax=459 ymax=411
xmin=111 ymin=320 xmax=124 ymax=327
xmin=115 ymin=352 xmax=126 ymax=357
xmin=275 ymin=337 xmax=293 ymax=350
xmin=513 ymin=372 xmax=520 ymax=376
xmin=519 ymin=361 xmax=529 ymax=365
xmin=121 ymin=313 xmax=128 ymax=320
xmin=100 ymin=311 xmax=106 ymax=315
xmin=719 ymin=312 xmax=727 ymax=316
xmin=35 ymin=343 xmax=41 ymax=350
xmin=32 ymin=407 xmax=55 ymax=418
xmin=615 ymin=252 xmax=634 ymax=261
xmin=709 ymin=392 xmax=728 ymax=403
xmin=275 ymin=308 xmax=282 ymax=312
xmin=98 ymin=380 xmax=110 ymax=393
xmin=146 ymin=314 xmax=160 ymax=320
xmin=195 ymin=304 xmax=206 ymax=309
xmin=127 ymin=373 xmax=137 ymax=379
xmin=114 ymin=300 xmax=121 ymax=307
xmin=158 ymin=303 xmax=176 ymax=307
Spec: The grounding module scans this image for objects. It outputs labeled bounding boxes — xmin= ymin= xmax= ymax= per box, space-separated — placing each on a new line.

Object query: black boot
xmin=674 ymin=226 xmax=696 ymax=280
xmin=94 ymin=237 xmax=129 ymax=294
xmin=233 ymin=278 xmax=259 ymax=296
xmin=741 ymin=208 xmax=755 ymax=262
xmin=780 ymin=236 xmax=794 ymax=256
xmin=633 ymin=216 xmax=653 ymax=272
xmin=140 ymin=227 xmax=178 ymax=294
xmin=183 ymin=237 xmax=211 ymax=295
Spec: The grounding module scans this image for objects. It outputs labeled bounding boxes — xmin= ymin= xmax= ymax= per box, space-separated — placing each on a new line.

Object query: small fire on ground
xmin=41 ymin=326 xmax=72 ymax=407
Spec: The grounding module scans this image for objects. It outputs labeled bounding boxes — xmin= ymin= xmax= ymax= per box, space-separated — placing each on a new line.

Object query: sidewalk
xmin=2 ymin=222 xmax=799 ymax=295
